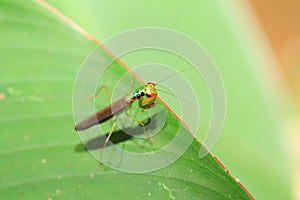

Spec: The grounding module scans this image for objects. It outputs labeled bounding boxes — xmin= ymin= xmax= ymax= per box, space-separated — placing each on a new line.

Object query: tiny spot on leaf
xmin=0 ymin=93 xmax=5 ymax=100
xmin=23 ymin=135 xmax=29 ymax=141
xmin=90 ymin=173 xmax=94 ymax=179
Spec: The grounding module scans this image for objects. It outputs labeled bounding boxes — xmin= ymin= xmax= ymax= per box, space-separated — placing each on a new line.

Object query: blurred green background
xmin=1 ymin=0 xmax=298 ymax=199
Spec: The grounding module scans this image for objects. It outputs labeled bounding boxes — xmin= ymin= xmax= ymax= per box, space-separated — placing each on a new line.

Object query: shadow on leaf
xmin=75 ymin=113 xmax=163 ymax=152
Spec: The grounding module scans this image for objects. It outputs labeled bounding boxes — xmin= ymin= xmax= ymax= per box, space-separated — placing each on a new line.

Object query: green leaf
xmin=40 ymin=1 xmax=292 ymax=199
xmin=0 ymin=1 xmax=251 ymax=199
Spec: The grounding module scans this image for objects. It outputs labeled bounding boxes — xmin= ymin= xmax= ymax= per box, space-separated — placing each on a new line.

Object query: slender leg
xmin=95 ymin=80 xmax=132 ymax=105
xmin=95 ymin=84 xmax=112 ymax=104
xmin=125 ymin=109 xmax=153 ymax=143
xmin=103 ymin=116 xmax=118 ymax=148
xmin=98 ymin=116 xmax=119 ymax=170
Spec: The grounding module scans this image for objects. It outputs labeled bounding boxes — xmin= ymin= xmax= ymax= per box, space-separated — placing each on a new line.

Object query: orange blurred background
xmin=250 ymin=0 xmax=300 ymax=99
xmin=249 ymin=0 xmax=300 ymax=199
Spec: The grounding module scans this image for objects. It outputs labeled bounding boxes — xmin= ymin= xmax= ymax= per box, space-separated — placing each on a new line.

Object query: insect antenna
xmin=155 ymin=66 xmax=194 ymax=85
xmin=156 ymin=88 xmax=177 ymax=97
xmin=156 ymin=88 xmax=190 ymax=104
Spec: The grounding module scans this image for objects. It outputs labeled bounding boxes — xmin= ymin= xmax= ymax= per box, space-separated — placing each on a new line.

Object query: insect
xmin=75 ymin=81 xmax=157 ymax=143
xmin=74 ymin=67 xmax=192 ymax=146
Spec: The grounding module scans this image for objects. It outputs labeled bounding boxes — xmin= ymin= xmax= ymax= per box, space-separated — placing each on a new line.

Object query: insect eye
xmin=137 ymin=94 xmax=141 ymax=99
xmin=146 ymin=93 xmax=154 ymax=98
xmin=141 ymin=92 xmax=145 ymax=96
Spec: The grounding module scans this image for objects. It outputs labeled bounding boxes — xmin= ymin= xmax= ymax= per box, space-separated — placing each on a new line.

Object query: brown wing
xmin=75 ymin=95 xmax=130 ymax=131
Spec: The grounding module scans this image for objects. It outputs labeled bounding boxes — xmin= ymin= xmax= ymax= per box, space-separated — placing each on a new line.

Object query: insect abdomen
xmin=75 ymin=95 xmax=130 ymax=131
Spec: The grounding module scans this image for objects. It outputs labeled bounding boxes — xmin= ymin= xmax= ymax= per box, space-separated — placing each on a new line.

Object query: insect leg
xmin=103 ymin=115 xmax=118 ymax=148
xmin=95 ymin=84 xmax=112 ymax=104
xmin=124 ymin=109 xmax=153 ymax=143
xmin=99 ymin=115 xmax=119 ymax=169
